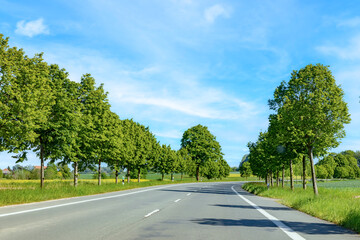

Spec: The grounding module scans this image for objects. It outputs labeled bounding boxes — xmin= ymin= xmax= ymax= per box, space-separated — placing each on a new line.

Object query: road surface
xmin=0 ymin=182 xmax=358 ymax=240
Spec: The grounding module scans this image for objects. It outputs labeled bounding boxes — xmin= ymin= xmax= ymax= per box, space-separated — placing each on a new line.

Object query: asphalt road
xmin=0 ymin=182 xmax=358 ymax=240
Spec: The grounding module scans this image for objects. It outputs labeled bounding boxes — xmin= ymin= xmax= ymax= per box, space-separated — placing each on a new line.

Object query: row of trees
xmin=247 ymin=64 xmax=351 ymax=195
xmin=316 ymin=150 xmax=360 ymax=179
xmin=0 ymin=34 xmax=230 ymax=187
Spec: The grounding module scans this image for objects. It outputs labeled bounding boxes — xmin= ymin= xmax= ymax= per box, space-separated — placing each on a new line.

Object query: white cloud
xmin=15 ymin=18 xmax=49 ymax=37
xmin=337 ymin=16 xmax=360 ymax=27
xmin=153 ymin=130 xmax=183 ymax=139
xmin=316 ymin=35 xmax=360 ymax=60
xmin=204 ymin=4 xmax=230 ymax=24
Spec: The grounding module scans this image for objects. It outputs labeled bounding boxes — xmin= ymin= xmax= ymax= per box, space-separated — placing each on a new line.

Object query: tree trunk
xmin=74 ymin=161 xmax=78 ymax=187
xmin=115 ymin=169 xmax=118 ymax=184
xmin=181 ymin=172 xmax=183 ymax=180
xmin=127 ymin=168 xmax=130 ymax=183
xmin=171 ymin=173 xmax=174 ymax=181
xmin=265 ymin=173 xmax=268 ymax=185
xmin=196 ymin=166 xmax=200 ymax=181
xmin=162 ymin=173 xmax=164 ymax=181
xmin=98 ymin=160 xmax=101 ymax=186
xmin=308 ymin=147 xmax=318 ymax=195
xmin=282 ymin=164 xmax=285 ymax=188
xmin=138 ymin=168 xmax=141 ymax=183
xmin=302 ymin=155 xmax=306 ymax=190
xmin=40 ymin=139 xmax=45 ymax=189
xmin=276 ymin=171 xmax=279 ymax=187
xmin=290 ymin=159 xmax=294 ymax=191
xmin=270 ymin=170 xmax=273 ymax=187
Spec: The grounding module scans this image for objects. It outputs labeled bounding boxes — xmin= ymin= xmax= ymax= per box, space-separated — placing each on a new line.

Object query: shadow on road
xmin=160 ymin=184 xmax=251 ymax=196
xmin=211 ymin=204 xmax=291 ymax=211
xmin=191 ymin=218 xmax=355 ymax=235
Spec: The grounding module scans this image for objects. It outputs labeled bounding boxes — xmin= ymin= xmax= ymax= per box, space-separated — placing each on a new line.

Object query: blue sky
xmin=1 ymin=0 xmax=360 ymax=169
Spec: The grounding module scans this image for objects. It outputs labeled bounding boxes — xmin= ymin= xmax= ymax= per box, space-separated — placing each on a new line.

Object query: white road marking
xmin=0 ymin=184 xmax=192 ymax=218
xmin=187 ymin=193 xmax=191 ymax=196
xmin=231 ymin=186 xmax=305 ymax=240
xmin=144 ymin=209 xmax=160 ymax=218
xmin=174 ymin=199 xmax=181 ymax=203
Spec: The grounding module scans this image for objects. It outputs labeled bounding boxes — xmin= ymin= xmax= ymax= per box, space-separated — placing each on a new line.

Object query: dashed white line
xmin=187 ymin=193 xmax=191 ymax=196
xmin=174 ymin=199 xmax=181 ymax=203
xmin=231 ymin=186 xmax=305 ymax=240
xmin=144 ymin=209 xmax=160 ymax=218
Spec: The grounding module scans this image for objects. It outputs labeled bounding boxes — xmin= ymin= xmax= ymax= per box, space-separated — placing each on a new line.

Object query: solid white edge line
xmin=144 ymin=209 xmax=160 ymax=218
xmin=0 ymin=184 xmax=193 ymax=218
xmin=174 ymin=199 xmax=181 ymax=203
xmin=231 ymin=186 xmax=305 ymax=240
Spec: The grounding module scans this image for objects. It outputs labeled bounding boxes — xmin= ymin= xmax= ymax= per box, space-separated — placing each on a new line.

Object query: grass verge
xmin=0 ymin=175 xmax=255 ymax=207
xmin=242 ymin=182 xmax=360 ymax=233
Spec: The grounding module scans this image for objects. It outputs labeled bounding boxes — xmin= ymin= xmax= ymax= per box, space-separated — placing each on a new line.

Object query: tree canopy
xmin=181 ymin=124 xmax=227 ymax=181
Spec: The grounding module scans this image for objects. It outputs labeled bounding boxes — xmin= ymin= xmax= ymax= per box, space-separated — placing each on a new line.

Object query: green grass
xmin=0 ymin=174 xmax=257 ymax=207
xmin=0 ymin=179 xmax=189 ymax=207
xmin=243 ymin=181 xmax=360 ymax=233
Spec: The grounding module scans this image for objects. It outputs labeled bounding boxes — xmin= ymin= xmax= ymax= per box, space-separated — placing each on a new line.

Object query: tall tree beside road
xmin=239 ymin=162 xmax=252 ymax=180
xmin=177 ymin=148 xmax=191 ymax=180
xmin=102 ymin=112 xmax=123 ymax=184
xmin=119 ymin=119 xmax=137 ymax=183
xmin=181 ymin=124 xmax=223 ymax=181
xmin=269 ymin=64 xmax=351 ymax=195
xmin=154 ymin=144 xmax=177 ymax=181
xmin=133 ymin=124 xmax=159 ymax=182
xmin=0 ymin=36 xmax=57 ymax=188
xmin=77 ymin=74 xmax=112 ymax=185
xmin=0 ymin=35 xmax=54 ymax=169
xmin=43 ymin=65 xmax=83 ymax=187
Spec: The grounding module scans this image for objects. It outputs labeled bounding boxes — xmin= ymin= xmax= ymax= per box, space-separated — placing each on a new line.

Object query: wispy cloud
xmin=153 ymin=129 xmax=183 ymax=139
xmin=15 ymin=18 xmax=49 ymax=37
xmin=204 ymin=4 xmax=230 ymax=24
xmin=337 ymin=16 xmax=360 ymax=27
xmin=316 ymin=35 xmax=360 ymax=60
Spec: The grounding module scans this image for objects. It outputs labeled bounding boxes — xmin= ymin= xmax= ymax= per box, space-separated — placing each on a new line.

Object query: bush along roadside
xmin=242 ymin=182 xmax=360 ymax=233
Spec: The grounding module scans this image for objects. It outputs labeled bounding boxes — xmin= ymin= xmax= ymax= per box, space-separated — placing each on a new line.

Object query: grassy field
xmin=243 ymin=180 xmax=360 ymax=233
xmin=0 ymin=172 xmax=255 ymax=207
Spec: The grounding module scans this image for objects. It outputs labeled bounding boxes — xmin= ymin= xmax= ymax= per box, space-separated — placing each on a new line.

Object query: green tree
xmin=133 ymin=124 xmax=158 ymax=182
xmin=0 ymin=35 xmax=55 ymax=187
xmin=154 ymin=144 xmax=176 ymax=181
xmin=75 ymin=74 xmax=113 ymax=185
xmin=217 ymin=157 xmax=231 ymax=179
xmin=105 ymin=113 xmax=123 ymax=184
xmin=57 ymin=163 xmax=72 ymax=179
xmin=269 ymin=64 xmax=351 ymax=195
xmin=315 ymin=165 xmax=328 ymax=179
xmin=45 ymin=163 xmax=58 ymax=179
xmin=181 ymin=124 xmax=223 ymax=181
xmin=45 ymin=65 xmax=83 ymax=186
xmin=239 ymin=162 xmax=252 ymax=180
xmin=202 ymin=160 xmax=219 ymax=180
xmin=316 ymin=155 xmax=336 ymax=178
xmin=177 ymin=148 xmax=191 ymax=180
xmin=120 ymin=119 xmax=137 ymax=183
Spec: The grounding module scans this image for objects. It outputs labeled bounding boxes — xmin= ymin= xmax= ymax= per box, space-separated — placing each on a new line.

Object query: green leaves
xmin=256 ymin=63 xmax=352 ymax=194
xmin=181 ymin=124 xmax=227 ymax=180
xmin=0 ymin=34 xmax=54 ymax=151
